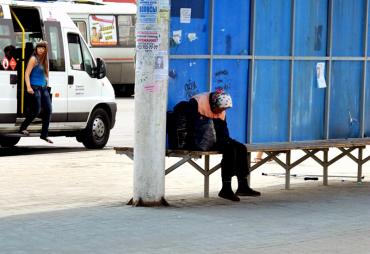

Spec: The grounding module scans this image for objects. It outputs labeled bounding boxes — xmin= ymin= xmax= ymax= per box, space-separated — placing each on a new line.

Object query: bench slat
xmin=114 ymin=147 xmax=221 ymax=157
xmin=246 ymin=139 xmax=370 ymax=152
xmin=115 ymin=138 xmax=370 ymax=155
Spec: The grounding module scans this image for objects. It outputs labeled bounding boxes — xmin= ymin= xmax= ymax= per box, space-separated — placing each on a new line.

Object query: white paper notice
xmin=180 ymin=8 xmax=191 ymax=23
xmin=316 ymin=62 xmax=327 ymax=88
xmin=154 ymin=51 xmax=168 ymax=80
xmin=173 ymin=30 xmax=182 ymax=45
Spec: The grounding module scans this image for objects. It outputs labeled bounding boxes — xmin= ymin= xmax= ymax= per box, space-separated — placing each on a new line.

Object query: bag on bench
xmin=167 ymin=101 xmax=191 ymax=149
xmin=167 ymin=100 xmax=217 ymax=151
xmin=193 ymin=116 xmax=217 ymax=151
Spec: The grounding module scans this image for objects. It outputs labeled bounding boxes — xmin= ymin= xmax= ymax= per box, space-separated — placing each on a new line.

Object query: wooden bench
xmin=115 ymin=139 xmax=370 ymax=198
xmin=246 ymin=139 xmax=370 ymax=189
xmin=114 ymin=147 xmax=221 ymax=198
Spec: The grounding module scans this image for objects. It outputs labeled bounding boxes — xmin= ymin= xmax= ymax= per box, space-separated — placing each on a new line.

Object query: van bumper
xmin=107 ymin=102 xmax=117 ymax=129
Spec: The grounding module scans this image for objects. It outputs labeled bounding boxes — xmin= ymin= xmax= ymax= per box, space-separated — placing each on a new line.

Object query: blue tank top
xmin=30 ymin=59 xmax=46 ymax=86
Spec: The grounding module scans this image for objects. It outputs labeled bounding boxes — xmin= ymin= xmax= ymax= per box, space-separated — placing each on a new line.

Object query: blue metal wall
xmin=168 ymin=0 xmax=370 ymax=146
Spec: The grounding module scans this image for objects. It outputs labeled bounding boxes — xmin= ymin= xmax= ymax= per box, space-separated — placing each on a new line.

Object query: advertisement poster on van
xmin=89 ymin=15 xmax=117 ymax=46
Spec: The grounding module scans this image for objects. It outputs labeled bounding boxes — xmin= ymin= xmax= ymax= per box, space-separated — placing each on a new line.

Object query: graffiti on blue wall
xmin=214 ymin=69 xmax=231 ymax=91
xmin=184 ymin=79 xmax=199 ymax=99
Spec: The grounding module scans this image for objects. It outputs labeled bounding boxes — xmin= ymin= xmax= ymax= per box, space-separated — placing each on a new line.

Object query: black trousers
xmin=220 ymin=139 xmax=249 ymax=182
xmin=20 ymin=85 xmax=52 ymax=138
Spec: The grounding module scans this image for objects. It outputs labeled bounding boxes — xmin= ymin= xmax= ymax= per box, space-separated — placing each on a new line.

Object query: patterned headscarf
xmin=211 ymin=88 xmax=233 ymax=110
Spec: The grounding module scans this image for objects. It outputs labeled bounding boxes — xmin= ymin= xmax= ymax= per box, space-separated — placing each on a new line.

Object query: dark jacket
xmin=188 ymin=96 xmax=231 ymax=150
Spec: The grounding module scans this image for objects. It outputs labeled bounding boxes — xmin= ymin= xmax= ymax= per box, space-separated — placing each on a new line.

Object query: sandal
xmin=19 ymin=129 xmax=30 ymax=136
xmin=40 ymin=137 xmax=53 ymax=144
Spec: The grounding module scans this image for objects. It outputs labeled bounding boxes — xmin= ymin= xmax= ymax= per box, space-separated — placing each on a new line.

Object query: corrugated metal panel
xmin=213 ymin=0 xmax=250 ymax=55
xmin=168 ymin=0 xmax=370 ymax=146
xmin=365 ymin=62 xmax=370 ymax=137
xmin=332 ymin=0 xmax=365 ymax=56
xmin=292 ymin=61 xmax=326 ymax=141
xmin=294 ymin=0 xmax=328 ymax=56
xmin=255 ymin=0 xmax=292 ymax=56
xmin=212 ymin=60 xmax=249 ymax=142
xmin=252 ymin=60 xmax=290 ymax=143
xmin=169 ymin=0 xmax=210 ymax=55
xmin=329 ymin=61 xmax=362 ymax=138
xmin=168 ymin=59 xmax=209 ymax=109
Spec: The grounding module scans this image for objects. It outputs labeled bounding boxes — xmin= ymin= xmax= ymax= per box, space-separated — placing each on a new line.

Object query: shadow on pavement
xmin=0 ymin=146 xmax=110 ymax=156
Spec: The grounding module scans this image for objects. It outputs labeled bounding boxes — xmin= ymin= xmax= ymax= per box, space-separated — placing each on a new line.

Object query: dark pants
xmin=20 ymin=85 xmax=52 ymax=138
xmin=221 ymin=139 xmax=249 ymax=182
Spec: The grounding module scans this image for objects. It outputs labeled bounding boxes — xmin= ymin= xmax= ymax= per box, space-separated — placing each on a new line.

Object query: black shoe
xmin=218 ymin=188 xmax=240 ymax=202
xmin=235 ymin=186 xmax=261 ymax=197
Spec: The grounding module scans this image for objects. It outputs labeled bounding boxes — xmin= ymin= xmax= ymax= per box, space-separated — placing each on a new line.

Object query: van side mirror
xmin=96 ymin=57 xmax=106 ymax=79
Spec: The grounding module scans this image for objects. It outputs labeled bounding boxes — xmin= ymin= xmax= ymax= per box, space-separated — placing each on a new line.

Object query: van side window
xmin=67 ymin=33 xmax=95 ymax=77
xmin=89 ymin=15 xmax=117 ymax=47
xmin=74 ymin=21 xmax=87 ymax=42
xmin=80 ymin=37 xmax=95 ymax=76
xmin=45 ymin=21 xmax=65 ymax=71
xmin=0 ymin=19 xmax=16 ymax=71
xmin=68 ymin=33 xmax=84 ymax=71
xmin=118 ymin=15 xmax=135 ymax=47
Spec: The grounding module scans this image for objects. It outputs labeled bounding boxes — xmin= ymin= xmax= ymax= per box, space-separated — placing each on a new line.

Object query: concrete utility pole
xmin=132 ymin=0 xmax=170 ymax=206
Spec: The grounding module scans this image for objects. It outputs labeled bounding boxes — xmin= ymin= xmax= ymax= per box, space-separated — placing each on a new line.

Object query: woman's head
xmin=210 ymin=88 xmax=233 ymax=113
xmin=34 ymin=40 xmax=49 ymax=77
xmin=35 ymin=40 xmax=48 ymax=56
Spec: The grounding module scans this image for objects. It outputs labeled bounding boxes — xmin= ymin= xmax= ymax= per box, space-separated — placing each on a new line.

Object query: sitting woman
xmin=186 ymin=88 xmax=261 ymax=201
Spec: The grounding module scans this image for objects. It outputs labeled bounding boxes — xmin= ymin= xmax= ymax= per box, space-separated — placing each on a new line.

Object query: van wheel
xmin=0 ymin=137 xmax=21 ymax=148
xmin=82 ymin=108 xmax=110 ymax=149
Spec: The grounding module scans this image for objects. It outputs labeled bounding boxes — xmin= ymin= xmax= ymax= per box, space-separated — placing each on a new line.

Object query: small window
xmin=67 ymin=33 xmax=96 ymax=77
xmin=81 ymin=37 xmax=95 ymax=76
xmin=68 ymin=33 xmax=84 ymax=71
xmin=45 ymin=21 xmax=65 ymax=71
xmin=74 ymin=21 xmax=87 ymax=42
xmin=118 ymin=15 xmax=136 ymax=47
xmin=0 ymin=23 xmax=10 ymax=34
xmin=89 ymin=15 xmax=117 ymax=47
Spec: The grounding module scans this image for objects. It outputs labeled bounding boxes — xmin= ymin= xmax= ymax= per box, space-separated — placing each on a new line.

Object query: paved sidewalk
xmin=1 ymin=148 xmax=370 ymax=253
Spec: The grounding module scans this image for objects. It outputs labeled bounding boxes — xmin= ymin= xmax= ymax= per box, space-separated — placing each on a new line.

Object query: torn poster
xmin=316 ymin=62 xmax=327 ymax=88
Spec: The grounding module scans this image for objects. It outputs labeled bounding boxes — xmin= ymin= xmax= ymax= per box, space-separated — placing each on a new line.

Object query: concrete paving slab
xmin=1 ymin=147 xmax=370 ymax=253
xmin=0 ymin=182 xmax=370 ymax=254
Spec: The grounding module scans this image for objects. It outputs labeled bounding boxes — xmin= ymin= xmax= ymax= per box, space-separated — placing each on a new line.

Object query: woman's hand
xmin=27 ymin=87 xmax=34 ymax=94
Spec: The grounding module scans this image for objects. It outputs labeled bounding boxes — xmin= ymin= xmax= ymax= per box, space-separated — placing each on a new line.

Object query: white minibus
xmin=0 ymin=1 xmax=117 ymax=148
xmin=55 ymin=1 xmax=136 ymax=96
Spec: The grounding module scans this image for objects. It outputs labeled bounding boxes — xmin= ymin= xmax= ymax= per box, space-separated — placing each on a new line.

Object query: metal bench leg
xmin=285 ymin=151 xmax=291 ymax=190
xmin=358 ymin=147 xmax=363 ymax=183
xmin=247 ymin=152 xmax=251 ymax=186
xmin=204 ymin=155 xmax=210 ymax=198
xmin=323 ymin=149 xmax=328 ymax=186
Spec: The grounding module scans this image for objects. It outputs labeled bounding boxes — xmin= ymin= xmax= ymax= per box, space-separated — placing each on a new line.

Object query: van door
xmin=44 ymin=21 xmax=68 ymax=122
xmin=0 ymin=15 xmax=17 ymax=125
xmin=66 ymin=32 xmax=101 ymax=123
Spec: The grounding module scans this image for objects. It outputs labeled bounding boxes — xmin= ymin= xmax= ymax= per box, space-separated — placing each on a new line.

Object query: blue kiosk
xmin=167 ymin=0 xmax=370 ymax=189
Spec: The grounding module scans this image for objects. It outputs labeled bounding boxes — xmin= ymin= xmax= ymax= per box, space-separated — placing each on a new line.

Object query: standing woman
xmin=19 ymin=40 xmax=53 ymax=144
